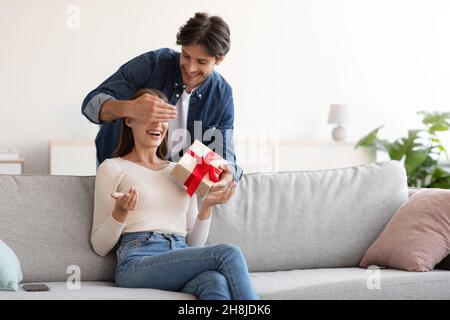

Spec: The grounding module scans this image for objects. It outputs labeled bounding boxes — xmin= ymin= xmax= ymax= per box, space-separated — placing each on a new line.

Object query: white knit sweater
xmin=90 ymin=157 xmax=211 ymax=256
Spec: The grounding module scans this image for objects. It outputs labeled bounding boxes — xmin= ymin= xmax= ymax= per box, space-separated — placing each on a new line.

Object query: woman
xmin=91 ymin=88 xmax=259 ymax=300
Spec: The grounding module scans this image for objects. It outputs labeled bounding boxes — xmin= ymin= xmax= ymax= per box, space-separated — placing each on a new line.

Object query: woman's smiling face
xmin=125 ymin=118 xmax=168 ymax=149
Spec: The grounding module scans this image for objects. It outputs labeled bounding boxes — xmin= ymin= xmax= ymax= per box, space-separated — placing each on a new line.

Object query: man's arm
xmin=81 ymin=52 xmax=153 ymax=124
xmin=81 ymin=51 xmax=177 ymax=125
xmin=99 ymin=99 xmax=133 ymax=122
xmin=215 ymin=92 xmax=243 ymax=182
xmin=221 ymin=128 xmax=243 ymax=182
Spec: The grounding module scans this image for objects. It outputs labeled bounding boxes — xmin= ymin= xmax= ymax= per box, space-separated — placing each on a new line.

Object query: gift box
xmin=170 ymin=140 xmax=228 ymax=198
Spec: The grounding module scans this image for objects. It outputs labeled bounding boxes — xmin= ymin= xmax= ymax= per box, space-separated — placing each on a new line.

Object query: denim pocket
xmin=117 ymin=238 xmax=146 ymax=263
xmin=172 ymin=234 xmax=188 ymax=249
xmin=121 ymin=238 xmax=141 ymax=249
xmin=139 ymin=233 xmax=165 ymax=246
xmin=120 ymin=232 xmax=154 ymax=249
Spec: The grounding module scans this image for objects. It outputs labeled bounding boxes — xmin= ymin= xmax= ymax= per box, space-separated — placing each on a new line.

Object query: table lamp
xmin=327 ymin=104 xmax=349 ymax=141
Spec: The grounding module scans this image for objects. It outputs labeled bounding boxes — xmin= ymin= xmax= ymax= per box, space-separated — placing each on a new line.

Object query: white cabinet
xmin=0 ymin=149 xmax=24 ymax=174
xmin=234 ymin=140 xmax=376 ymax=173
xmin=0 ymin=160 xmax=24 ymax=174
xmin=49 ymin=140 xmax=97 ymax=176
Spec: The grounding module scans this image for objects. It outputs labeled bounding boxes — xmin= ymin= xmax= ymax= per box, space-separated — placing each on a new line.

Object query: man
xmin=81 ymin=12 xmax=242 ymax=190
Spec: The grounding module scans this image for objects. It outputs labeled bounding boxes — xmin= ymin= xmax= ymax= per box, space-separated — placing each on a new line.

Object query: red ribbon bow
xmin=183 ymin=149 xmax=222 ymax=196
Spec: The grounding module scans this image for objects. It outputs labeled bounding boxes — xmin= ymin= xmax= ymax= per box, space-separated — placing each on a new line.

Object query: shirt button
xmin=176 ymin=94 xmax=180 ymax=98
xmin=175 ymin=83 xmax=178 ymax=86
xmin=198 ymin=94 xmax=202 ymax=98
xmin=183 ymin=85 xmax=186 ymax=88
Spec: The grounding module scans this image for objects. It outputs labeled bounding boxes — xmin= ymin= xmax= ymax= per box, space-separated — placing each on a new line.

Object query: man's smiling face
xmin=180 ymin=44 xmax=223 ymax=92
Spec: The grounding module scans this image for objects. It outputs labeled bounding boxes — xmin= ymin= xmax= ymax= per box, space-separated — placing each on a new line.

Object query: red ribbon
xmin=183 ymin=149 xmax=222 ymax=196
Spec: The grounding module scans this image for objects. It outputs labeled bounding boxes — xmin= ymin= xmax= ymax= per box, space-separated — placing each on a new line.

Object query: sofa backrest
xmin=0 ymin=160 xmax=409 ymax=281
xmin=207 ymin=161 xmax=409 ymax=272
xmin=0 ymin=175 xmax=114 ymax=283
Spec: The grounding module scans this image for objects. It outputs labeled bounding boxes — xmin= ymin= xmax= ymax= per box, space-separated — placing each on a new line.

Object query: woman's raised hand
xmin=111 ymin=187 xmax=138 ymax=212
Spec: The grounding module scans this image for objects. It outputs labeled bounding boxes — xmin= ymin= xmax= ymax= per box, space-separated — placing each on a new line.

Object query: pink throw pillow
xmin=359 ymin=189 xmax=450 ymax=272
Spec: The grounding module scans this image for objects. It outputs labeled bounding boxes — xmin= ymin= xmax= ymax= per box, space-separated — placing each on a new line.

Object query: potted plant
xmin=355 ymin=111 xmax=450 ymax=188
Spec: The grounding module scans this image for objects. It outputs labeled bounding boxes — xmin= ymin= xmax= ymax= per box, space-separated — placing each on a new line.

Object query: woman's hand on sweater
xmin=111 ymin=187 xmax=138 ymax=223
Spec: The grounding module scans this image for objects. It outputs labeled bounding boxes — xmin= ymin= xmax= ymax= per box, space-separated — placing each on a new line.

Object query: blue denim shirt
xmin=81 ymin=48 xmax=242 ymax=181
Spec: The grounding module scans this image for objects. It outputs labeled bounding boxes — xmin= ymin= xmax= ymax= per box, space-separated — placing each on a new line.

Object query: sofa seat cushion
xmin=0 ymin=281 xmax=195 ymax=300
xmin=1 ymin=269 xmax=448 ymax=300
xmin=250 ymin=268 xmax=450 ymax=300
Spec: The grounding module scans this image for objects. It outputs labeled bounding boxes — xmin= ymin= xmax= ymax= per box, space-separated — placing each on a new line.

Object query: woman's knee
xmin=212 ymin=244 xmax=244 ymax=261
xmin=183 ymin=270 xmax=231 ymax=300
xmin=199 ymin=270 xmax=228 ymax=286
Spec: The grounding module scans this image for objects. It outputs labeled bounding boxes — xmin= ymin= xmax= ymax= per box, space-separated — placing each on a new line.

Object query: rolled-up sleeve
xmin=83 ymin=93 xmax=116 ymax=124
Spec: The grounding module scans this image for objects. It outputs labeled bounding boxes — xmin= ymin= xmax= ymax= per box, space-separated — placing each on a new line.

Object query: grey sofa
xmin=0 ymin=161 xmax=449 ymax=299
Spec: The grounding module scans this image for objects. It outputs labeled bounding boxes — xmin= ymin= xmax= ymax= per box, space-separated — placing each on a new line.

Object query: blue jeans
xmin=115 ymin=231 xmax=259 ymax=300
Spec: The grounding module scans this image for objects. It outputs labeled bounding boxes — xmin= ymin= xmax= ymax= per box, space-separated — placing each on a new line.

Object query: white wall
xmin=1 ymin=0 xmax=449 ymax=174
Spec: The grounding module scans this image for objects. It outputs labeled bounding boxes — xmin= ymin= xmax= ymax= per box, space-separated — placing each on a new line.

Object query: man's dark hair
xmin=176 ymin=12 xmax=231 ymax=58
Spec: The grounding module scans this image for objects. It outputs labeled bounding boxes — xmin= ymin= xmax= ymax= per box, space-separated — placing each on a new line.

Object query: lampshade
xmin=327 ymin=104 xmax=349 ymax=124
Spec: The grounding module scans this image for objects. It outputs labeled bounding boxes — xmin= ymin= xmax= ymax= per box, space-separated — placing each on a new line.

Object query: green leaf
xmin=388 ymin=130 xmax=422 ymax=161
xmin=430 ymin=175 xmax=450 ymax=189
xmin=388 ymin=139 xmax=407 ymax=160
xmin=406 ymin=152 xmax=432 ymax=177
xmin=355 ymin=125 xmax=387 ymax=151
xmin=433 ymin=166 xmax=450 ymax=179
xmin=430 ymin=123 xmax=450 ymax=132
xmin=434 ymin=145 xmax=445 ymax=152
xmin=418 ymin=111 xmax=450 ymax=124
xmin=418 ymin=111 xmax=450 ymax=133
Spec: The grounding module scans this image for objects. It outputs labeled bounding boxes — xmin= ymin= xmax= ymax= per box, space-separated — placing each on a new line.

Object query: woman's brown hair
xmin=111 ymin=88 xmax=169 ymax=160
